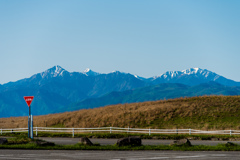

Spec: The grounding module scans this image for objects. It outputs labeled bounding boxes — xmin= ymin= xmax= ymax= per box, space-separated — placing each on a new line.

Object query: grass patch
xmin=2 ymin=132 xmax=240 ymax=141
xmin=7 ymin=135 xmax=32 ymax=144
xmin=2 ymin=143 xmax=240 ymax=151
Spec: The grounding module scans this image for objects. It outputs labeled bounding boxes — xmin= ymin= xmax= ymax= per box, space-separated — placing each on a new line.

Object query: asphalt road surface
xmin=0 ymin=150 xmax=240 ymax=160
xmin=38 ymin=137 xmax=240 ymax=146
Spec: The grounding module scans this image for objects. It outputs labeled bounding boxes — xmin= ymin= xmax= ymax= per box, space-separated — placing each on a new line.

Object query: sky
xmin=0 ymin=0 xmax=240 ymax=84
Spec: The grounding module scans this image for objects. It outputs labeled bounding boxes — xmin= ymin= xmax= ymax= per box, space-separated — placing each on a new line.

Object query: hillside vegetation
xmin=1 ymin=96 xmax=240 ymax=130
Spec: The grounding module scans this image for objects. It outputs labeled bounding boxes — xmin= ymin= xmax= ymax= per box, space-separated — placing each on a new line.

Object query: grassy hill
xmin=1 ymin=96 xmax=240 ymax=130
xmin=62 ymin=82 xmax=240 ymax=113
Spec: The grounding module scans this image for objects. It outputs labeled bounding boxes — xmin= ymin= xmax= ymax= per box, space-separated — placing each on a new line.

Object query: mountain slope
xmin=88 ymin=71 xmax=147 ymax=97
xmin=66 ymin=82 xmax=240 ymax=112
xmin=0 ymin=88 xmax=71 ymax=117
xmin=65 ymin=83 xmax=189 ymax=112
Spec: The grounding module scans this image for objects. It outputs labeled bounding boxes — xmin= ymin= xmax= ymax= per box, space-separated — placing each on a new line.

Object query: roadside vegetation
xmin=1 ymin=135 xmax=240 ymax=151
xmin=2 ymin=143 xmax=240 ymax=151
xmin=2 ymin=132 xmax=240 ymax=141
xmin=1 ymin=96 xmax=240 ymax=130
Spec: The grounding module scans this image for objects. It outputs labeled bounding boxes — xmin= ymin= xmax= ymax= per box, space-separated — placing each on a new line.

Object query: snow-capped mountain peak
xmin=134 ymin=75 xmax=146 ymax=80
xmin=154 ymin=68 xmax=209 ymax=79
xmin=181 ymin=68 xmax=216 ymax=78
xmin=153 ymin=70 xmax=181 ymax=80
xmin=150 ymin=67 xmax=232 ymax=86
xmin=182 ymin=68 xmax=200 ymax=75
xmin=84 ymin=68 xmax=91 ymax=73
xmin=82 ymin=68 xmax=100 ymax=76
xmin=40 ymin=65 xmax=66 ymax=78
xmin=110 ymin=70 xmax=127 ymax=74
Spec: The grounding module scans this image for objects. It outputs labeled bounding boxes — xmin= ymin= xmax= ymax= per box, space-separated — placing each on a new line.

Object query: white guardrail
xmin=1 ymin=127 xmax=240 ymax=137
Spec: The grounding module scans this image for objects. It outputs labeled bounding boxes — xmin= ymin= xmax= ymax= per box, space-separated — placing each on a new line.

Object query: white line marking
xmin=210 ymin=154 xmax=227 ymax=157
xmin=0 ymin=158 xmax=30 ymax=160
xmin=138 ymin=157 xmax=170 ymax=159
xmin=0 ymin=155 xmax=13 ymax=157
xmin=175 ymin=155 xmax=206 ymax=158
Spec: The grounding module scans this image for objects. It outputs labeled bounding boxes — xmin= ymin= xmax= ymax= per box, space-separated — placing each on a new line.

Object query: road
xmin=0 ymin=150 xmax=240 ymax=159
xmin=38 ymin=137 xmax=240 ymax=146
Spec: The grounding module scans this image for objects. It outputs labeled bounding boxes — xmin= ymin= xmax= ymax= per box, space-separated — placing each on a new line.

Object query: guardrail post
xmin=189 ymin=128 xmax=191 ymax=135
xmin=128 ymin=126 xmax=130 ymax=134
xmin=72 ymin=128 xmax=74 ymax=138
xmin=149 ymin=128 xmax=151 ymax=136
xmin=36 ymin=127 xmax=38 ymax=136
xmin=176 ymin=128 xmax=178 ymax=135
xmin=110 ymin=127 xmax=112 ymax=134
xmin=1 ymin=128 xmax=2 ymax=135
xmin=11 ymin=129 xmax=13 ymax=134
xmin=230 ymin=129 xmax=232 ymax=136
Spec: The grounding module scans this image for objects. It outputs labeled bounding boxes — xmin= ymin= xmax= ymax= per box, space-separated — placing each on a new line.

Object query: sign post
xmin=24 ymin=96 xmax=34 ymax=139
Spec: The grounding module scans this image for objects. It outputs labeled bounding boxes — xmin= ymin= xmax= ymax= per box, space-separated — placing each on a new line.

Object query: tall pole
xmin=31 ymin=114 xmax=33 ymax=139
xmin=28 ymin=105 xmax=33 ymax=139
xmin=28 ymin=105 xmax=31 ymax=138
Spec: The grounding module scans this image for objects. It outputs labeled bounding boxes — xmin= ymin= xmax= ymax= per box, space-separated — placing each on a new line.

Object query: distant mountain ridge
xmin=150 ymin=68 xmax=239 ymax=86
xmin=0 ymin=65 xmax=239 ymax=118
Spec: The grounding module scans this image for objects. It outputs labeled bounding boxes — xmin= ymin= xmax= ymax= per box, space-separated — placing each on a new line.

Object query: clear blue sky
xmin=0 ymin=0 xmax=240 ymax=84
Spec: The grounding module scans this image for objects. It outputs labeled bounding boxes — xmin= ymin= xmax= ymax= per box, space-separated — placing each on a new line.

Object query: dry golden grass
xmin=1 ymin=95 xmax=240 ymax=130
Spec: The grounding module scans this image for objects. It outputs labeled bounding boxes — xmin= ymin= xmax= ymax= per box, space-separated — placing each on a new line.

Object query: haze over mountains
xmin=0 ymin=65 xmax=240 ymax=118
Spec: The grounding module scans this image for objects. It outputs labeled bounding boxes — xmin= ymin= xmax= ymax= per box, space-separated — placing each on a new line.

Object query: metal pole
xmin=28 ymin=105 xmax=33 ymax=139
xmin=189 ymin=128 xmax=191 ymax=135
xmin=28 ymin=106 xmax=30 ymax=138
xmin=31 ymin=114 xmax=33 ymax=139
xmin=149 ymin=128 xmax=151 ymax=136
xmin=110 ymin=127 xmax=112 ymax=134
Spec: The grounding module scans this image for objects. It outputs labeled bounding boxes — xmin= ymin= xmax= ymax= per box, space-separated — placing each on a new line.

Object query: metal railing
xmin=1 ymin=127 xmax=240 ymax=137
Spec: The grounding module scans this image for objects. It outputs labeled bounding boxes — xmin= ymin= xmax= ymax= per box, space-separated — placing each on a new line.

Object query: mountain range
xmin=0 ymin=65 xmax=239 ymax=118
